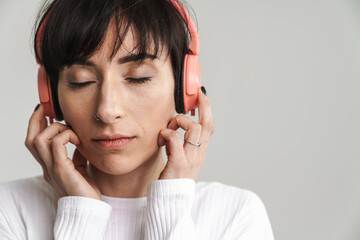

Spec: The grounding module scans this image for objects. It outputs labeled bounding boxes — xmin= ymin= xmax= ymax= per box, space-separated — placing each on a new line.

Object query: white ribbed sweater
xmin=0 ymin=176 xmax=274 ymax=240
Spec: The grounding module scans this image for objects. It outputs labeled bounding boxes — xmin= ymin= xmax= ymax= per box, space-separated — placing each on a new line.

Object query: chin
xmin=78 ymin=141 xmax=161 ymax=176
xmin=89 ymin=153 xmax=144 ymax=175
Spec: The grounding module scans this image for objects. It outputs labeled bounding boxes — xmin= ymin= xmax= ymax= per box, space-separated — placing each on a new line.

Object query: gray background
xmin=1 ymin=0 xmax=359 ymax=239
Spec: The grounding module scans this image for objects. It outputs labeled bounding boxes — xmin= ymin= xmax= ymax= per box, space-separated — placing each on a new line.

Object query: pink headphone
xmin=36 ymin=0 xmax=201 ymax=123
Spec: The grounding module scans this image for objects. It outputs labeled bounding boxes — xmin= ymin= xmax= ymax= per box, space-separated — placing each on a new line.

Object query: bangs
xmin=37 ymin=0 xmax=190 ymax=77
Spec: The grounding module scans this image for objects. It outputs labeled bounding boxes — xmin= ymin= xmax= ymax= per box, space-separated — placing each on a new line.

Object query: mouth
xmin=92 ymin=134 xmax=135 ymax=149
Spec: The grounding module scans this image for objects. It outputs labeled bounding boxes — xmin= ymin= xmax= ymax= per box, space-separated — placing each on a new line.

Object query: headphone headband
xmin=169 ymin=0 xmax=199 ymax=55
xmin=35 ymin=5 xmax=54 ymax=64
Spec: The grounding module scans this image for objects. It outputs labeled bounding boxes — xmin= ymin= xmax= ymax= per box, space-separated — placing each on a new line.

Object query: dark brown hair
xmin=34 ymin=0 xmax=196 ymax=119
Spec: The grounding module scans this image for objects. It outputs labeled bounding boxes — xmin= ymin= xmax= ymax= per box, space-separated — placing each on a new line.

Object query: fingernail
xmin=201 ymin=86 xmax=207 ymax=96
xmin=34 ymin=104 xmax=40 ymax=112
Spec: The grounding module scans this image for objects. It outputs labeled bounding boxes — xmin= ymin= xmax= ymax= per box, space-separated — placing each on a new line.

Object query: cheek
xmin=57 ymin=87 xmax=94 ymax=135
xmin=125 ymin=83 xmax=175 ymax=150
xmin=130 ymin=82 xmax=175 ymax=126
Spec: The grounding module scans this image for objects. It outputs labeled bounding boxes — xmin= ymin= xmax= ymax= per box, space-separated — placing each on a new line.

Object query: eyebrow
xmin=72 ymin=53 xmax=159 ymax=67
xmin=119 ymin=53 xmax=159 ymax=64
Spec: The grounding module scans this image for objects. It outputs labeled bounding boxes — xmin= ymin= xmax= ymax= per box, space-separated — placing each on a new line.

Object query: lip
xmin=92 ymin=134 xmax=135 ymax=149
xmin=93 ymin=134 xmax=133 ymax=141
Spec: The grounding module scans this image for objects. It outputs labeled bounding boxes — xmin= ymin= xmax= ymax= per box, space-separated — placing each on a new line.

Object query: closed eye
xmin=68 ymin=81 xmax=96 ymax=89
xmin=126 ymin=77 xmax=151 ymax=84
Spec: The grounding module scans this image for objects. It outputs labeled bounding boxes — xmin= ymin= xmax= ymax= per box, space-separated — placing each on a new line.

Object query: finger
xmin=25 ymin=106 xmax=67 ymax=196
xmin=72 ymin=149 xmax=98 ymax=192
xmin=158 ymin=128 xmax=185 ymax=158
xmin=167 ymin=115 xmax=202 ymax=143
xmin=52 ymin=132 xmax=100 ymax=198
xmin=25 ymin=104 xmax=47 ymax=151
xmin=37 ymin=122 xmax=70 ymax=142
xmin=50 ymin=128 xmax=79 ymax=194
xmin=52 ymin=129 xmax=81 ymax=172
xmin=72 ymin=149 xmax=89 ymax=177
xmin=197 ymin=87 xmax=214 ymax=139
xmin=34 ymin=123 xmax=70 ymax=170
xmin=25 ymin=105 xmax=52 ymax=179
xmin=51 ymin=129 xmax=82 ymax=193
xmin=73 ymin=149 xmax=87 ymax=169
xmin=40 ymin=117 xmax=47 ymax=131
xmin=167 ymin=115 xmax=197 ymax=131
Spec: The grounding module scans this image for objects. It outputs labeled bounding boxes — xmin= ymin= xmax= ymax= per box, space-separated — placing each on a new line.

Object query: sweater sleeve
xmin=54 ymin=196 xmax=112 ymax=240
xmin=144 ymin=178 xmax=196 ymax=240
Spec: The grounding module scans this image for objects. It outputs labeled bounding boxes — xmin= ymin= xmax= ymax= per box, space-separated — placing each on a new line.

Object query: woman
xmin=0 ymin=0 xmax=274 ymax=239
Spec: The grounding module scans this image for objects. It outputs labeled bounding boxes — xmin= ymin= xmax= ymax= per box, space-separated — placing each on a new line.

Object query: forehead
xmin=90 ymin=19 xmax=168 ymax=65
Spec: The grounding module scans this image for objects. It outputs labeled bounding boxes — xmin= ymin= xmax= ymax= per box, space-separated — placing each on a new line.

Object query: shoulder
xmin=194 ymin=181 xmax=274 ymax=239
xmin=0 ymin=176 xmax=59 ymax=238
xmin=0 ymin=175 xmax=51 ymax=191
xmin=195 ymin=180 xmax=264 ymax=208
xmin=0 ymin=175 xmax=59 ymax=218
xmin=0 ymin=175 xmax=59 ymax=203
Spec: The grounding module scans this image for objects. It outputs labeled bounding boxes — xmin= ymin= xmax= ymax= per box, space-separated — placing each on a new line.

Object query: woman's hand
xmin=25 ymin=105 xmax=102 ymax=200
xmin=158 ymin=87 xmax=214 ymax=180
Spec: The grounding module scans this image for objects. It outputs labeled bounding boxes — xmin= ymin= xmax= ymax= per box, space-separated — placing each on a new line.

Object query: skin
xmin=25 ymin=22 xmax=214 ymax=200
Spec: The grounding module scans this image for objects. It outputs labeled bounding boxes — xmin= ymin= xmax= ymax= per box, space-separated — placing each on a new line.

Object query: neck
xmin=88 ymin=149 xmax=166 ymax=198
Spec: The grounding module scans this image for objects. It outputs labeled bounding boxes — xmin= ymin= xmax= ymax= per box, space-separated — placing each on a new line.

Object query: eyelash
xmin=126 ymin=77 xmax=151 ymax=84
xmin=68 ymin=81 xmax=95 ymax=89
xmin=68 ymin=77 xmax=151 ymax=89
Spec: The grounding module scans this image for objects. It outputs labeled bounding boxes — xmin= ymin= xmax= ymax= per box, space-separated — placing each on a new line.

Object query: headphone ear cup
xmin=183 ymin=54 xmax=201 ymax=114
xmin=37 ymin=65 xmax=57 ymax=120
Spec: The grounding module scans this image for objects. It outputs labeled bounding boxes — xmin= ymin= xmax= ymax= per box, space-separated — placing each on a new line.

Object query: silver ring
xmin=94 ymin=112 xmax=101 ymax=121
xmin=184 ymin=139 xmax=201 ymax=147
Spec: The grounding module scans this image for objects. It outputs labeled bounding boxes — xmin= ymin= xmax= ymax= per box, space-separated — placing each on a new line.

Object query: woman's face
xmin=57 ymin=25 xmax=175 ymax=175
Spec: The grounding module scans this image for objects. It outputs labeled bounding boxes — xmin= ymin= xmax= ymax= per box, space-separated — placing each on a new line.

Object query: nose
xmin=95 ymin=77 xmax=125 ymax=124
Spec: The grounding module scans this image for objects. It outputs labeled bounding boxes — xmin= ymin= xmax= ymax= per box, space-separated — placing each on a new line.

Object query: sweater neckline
xmin=101 ymin=194 xmax=147 ymax=209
